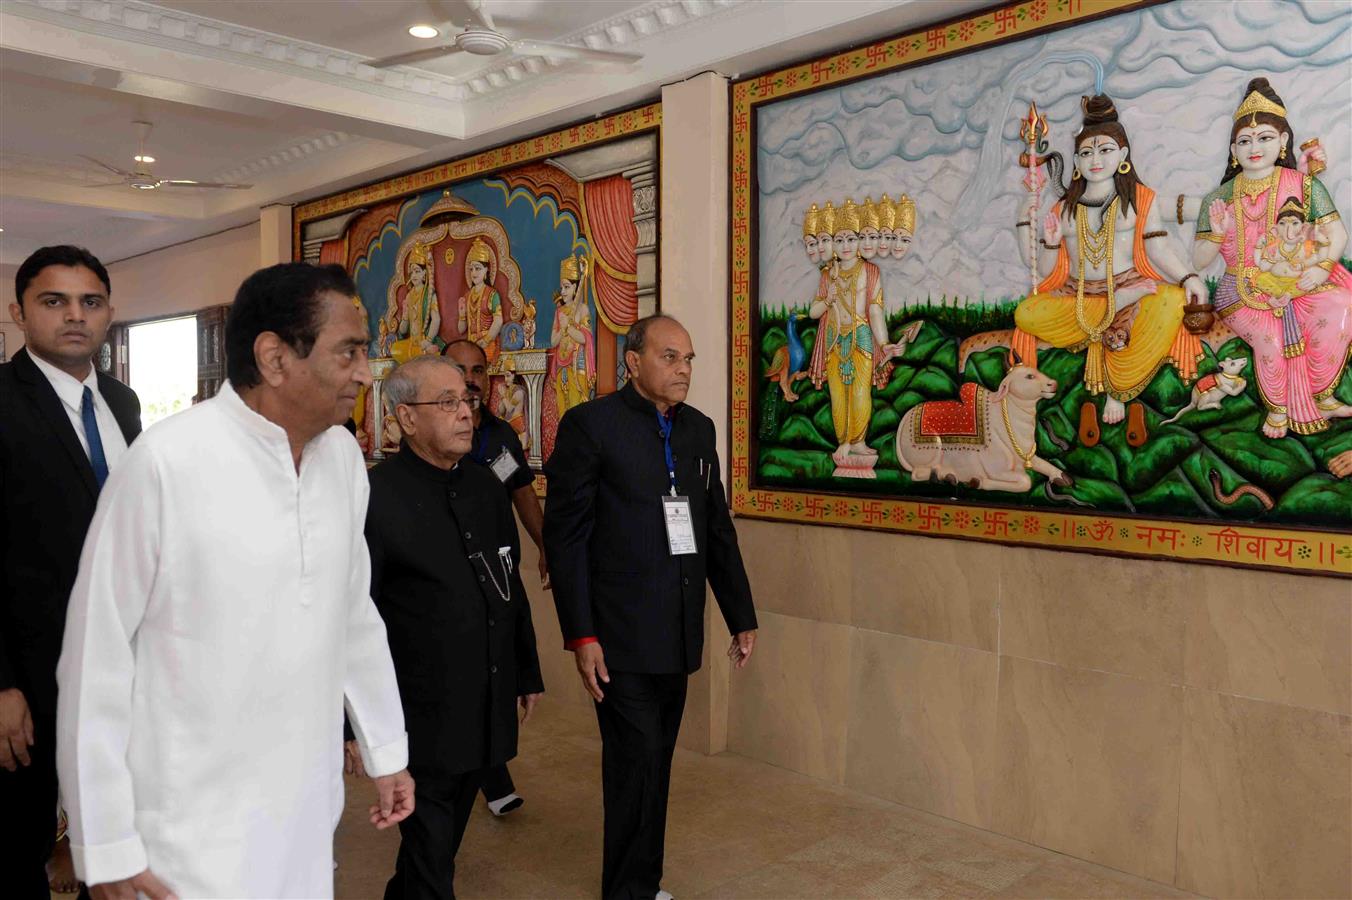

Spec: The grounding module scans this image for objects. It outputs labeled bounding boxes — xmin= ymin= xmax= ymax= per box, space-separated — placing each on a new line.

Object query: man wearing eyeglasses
xmin=355 ymin=355 xmax=544 ymax=899
xmin=443 ymin=337 xmax=545 ymax=819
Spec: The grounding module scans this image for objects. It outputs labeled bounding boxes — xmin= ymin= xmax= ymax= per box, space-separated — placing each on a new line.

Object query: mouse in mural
xmin=1190 ymin=77 xmax=1351 ymax=440
xmin=1160 ymin=356 xmax=1249 ymax=425
xmin=894 ymin=358 xmax=1071 ymax=493
xmin=1011 ymin=94 xmax=1209 ymax=450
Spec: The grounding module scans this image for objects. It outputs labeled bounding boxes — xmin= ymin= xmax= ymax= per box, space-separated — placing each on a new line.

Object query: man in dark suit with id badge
xmin=544 ymin=314 xmax=758 ymax=900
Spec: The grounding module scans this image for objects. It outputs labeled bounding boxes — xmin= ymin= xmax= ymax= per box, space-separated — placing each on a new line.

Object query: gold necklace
xmin=1075 ymin=198 xmax=1118 ymax=341
xmin=1077 ymin=198 xmax=1116 ymax=268
xmin=1236 ymin=170 xmax=1278 ymax=201
xmin=832 ymin=261 xmax=866 ymax=323
xmin=1233 ymin=172 xmax=1282 ymax=305
xmin=1277 ymin=240 xmax=1304 ymax=265
xmin=1001 ymin=395 xmax=1035 ymax=468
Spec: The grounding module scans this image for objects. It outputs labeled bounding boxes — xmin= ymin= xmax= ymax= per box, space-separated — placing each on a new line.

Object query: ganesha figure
xmin=1013 ymin=94 xmax=1206 ymax=447
xmin=1191 ymin=77 xmax=1352 ymax=438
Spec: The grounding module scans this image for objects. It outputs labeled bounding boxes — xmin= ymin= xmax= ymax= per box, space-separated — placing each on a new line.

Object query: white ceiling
xmin=0 ymin=0 xmax=990 ymax=266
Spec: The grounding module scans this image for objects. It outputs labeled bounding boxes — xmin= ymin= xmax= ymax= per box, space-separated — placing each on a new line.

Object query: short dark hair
xmin=625 ymin=314 xmax=682 ymax=364
xmin=442 ymin=338 xmax=487 ymax=362
xmin=15 ymin=245 xmax=111 ymax=306
xmin=225 ymin=263 xmax=357 ymax=389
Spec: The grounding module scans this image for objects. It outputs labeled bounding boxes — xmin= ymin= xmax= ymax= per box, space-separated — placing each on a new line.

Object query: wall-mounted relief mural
xmin=294 ymin=105 xmax=660 ymax=474
xmin=731 ymin=0 xmax=1351 ymax=574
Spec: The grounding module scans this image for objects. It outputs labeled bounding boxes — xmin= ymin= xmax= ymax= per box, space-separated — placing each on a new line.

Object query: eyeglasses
xmin=402 ymin=395 xmax=469 ymax=414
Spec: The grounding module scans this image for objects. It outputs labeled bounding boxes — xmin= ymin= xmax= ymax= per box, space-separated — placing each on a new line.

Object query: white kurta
xmin=56 ymin=382 xmax=408 ymax=898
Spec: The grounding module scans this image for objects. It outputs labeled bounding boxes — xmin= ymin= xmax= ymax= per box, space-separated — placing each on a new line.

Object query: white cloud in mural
xmin=757 ymin=0 xmax=1352 ymax=309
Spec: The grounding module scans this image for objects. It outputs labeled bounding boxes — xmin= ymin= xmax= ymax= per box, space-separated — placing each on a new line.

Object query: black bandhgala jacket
xmin=365 ymin=444 xmax=543 ymax=776
xmin=544 ymin=382 xmax=757 ymax=675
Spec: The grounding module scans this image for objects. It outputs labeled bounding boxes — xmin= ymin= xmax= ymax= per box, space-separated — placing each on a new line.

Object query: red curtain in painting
xmin=583 ymin=175 xmax=639 ymax=327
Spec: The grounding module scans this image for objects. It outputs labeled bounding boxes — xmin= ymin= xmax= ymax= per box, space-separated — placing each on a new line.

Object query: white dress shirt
xmin=56 ymin=381 xmax=408 ymax=897
xmin=27 ymin=351 xmax=129 ymax=469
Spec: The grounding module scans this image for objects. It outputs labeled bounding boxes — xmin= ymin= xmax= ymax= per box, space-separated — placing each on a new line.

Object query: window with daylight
xmin=128 ymin=315 xmax=198 ymax=428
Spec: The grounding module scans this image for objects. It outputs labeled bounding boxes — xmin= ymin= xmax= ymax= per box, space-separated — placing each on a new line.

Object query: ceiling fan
xmin=365 ymin=0 xmax=642 ymax=70
xmin=79 ymin=121 xmax=253 ymax=191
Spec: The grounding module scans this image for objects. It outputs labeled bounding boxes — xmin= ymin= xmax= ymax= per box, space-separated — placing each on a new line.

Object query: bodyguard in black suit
xmin=0 ymin=246 xmax=141 ymax=897
xmin=355 ymin=355 xmax=543 ymax=900
xmin=544 ymin=315 xmax=758 ymax=900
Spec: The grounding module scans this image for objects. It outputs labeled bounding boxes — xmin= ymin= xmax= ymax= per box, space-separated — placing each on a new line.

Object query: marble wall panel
xmin=849 ymin=531 xmax=999 ymax=651
xmin=993 ymin=656 xmax=1183 ymax=884
xmin=845 ymin=629 xmax=999 ymax=829
xmin=999 ymin=547 xmax=1187 ymax=683
xmin=727 ymin=610 xmax=852 ymax=783
xmin=1183 ymin=566 xmax=1351 ymax=715
xmin=1177 ymin=689 xmax=1352 ymax=898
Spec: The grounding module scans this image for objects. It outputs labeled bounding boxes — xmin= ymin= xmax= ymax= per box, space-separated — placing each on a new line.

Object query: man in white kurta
xmin=56 ymin=263 xmax=411 ymax=898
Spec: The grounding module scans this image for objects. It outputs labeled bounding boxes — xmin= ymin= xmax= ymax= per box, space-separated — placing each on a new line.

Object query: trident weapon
xmin=1018 ymin=101 xmax=1050 ymax=295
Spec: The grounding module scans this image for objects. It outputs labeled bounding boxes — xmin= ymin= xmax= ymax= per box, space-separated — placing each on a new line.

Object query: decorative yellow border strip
xmin=727 ymin=0 xmax=1352 ymax=576
xmin=293 ymin=103 xmax=662 ymax=256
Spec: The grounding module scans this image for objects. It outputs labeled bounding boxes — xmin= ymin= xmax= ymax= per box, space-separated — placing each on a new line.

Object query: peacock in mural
xmin=759 ymin=313 xmax=810 ymax=440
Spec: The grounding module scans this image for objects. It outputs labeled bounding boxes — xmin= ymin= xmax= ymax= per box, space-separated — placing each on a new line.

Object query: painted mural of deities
xmin=754 ymin=0 xmax=1351 ymax=527
xmin=300 ymin=131 xmax=659 ymax=467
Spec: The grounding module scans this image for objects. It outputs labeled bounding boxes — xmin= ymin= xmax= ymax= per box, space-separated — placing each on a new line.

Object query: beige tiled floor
xmin=334 ymin=701 xmax=1197 ymax=899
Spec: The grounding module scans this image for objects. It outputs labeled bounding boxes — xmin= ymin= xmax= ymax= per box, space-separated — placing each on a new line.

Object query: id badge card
xmin=490 ymin=448 xmax=521 ymax=483
xmin=663 ymin=495 xmax=698 ymax=556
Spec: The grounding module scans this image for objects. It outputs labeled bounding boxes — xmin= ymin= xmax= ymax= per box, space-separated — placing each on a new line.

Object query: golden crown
xmin=836 ymin=198 xmax=861 ymax=234
xmin=559 ymin=254 xmax=582 ymax=282
xmin=861 ymin=197 xmax=880 ymax=231
xmin=1233 ymin=90 xmax=1286 ymax=124
xmin=803 ymin=203 xmax=820 ymax=237
xmin=876 ymin=194 xmax=896 ymax=230
xmin=818 ymin=201 xmax=837 ymax=236
xmin=466 ymin=238 xmax=493 ymax=267
xmin=1277 ymin=197 xmax=1307 ymax=219
xmin=896 ymin=194 xmax=916 ymax=233
xmin=406 ymin=242 xmax=431 ymax=267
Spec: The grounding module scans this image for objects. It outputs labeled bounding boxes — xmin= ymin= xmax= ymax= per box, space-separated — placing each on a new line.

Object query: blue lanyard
xmin=656 ymin=410 xmax=677 ymax=496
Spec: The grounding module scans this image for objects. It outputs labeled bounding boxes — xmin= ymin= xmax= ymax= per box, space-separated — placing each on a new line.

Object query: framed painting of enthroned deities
xmin=730 ymin=0 xmax=1352 ymax=575
xmin=294 ymin=104 xmax=660 ymax=472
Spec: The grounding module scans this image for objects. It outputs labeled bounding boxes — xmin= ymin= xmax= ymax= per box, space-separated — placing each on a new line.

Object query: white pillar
xmin=259 ymin=204 xmax=293 ymax=267
xmin=660 ymin=71 xmax=733 ymax=755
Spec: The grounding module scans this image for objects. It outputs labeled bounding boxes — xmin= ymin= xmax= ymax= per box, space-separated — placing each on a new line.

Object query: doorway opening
xmin=128 ymin=315 xmax=198 ymax=428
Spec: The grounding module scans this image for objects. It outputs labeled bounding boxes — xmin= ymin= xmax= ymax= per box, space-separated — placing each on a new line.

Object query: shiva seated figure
xmin=1013 ymin=94 xmax=1207 ymax=447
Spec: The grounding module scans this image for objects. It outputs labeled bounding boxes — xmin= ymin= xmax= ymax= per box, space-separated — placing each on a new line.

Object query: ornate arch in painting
xmin=731 ymin=0 xmax=1352 ymax=575
xmin=294 ymin=104 xmax=661 ymax=478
